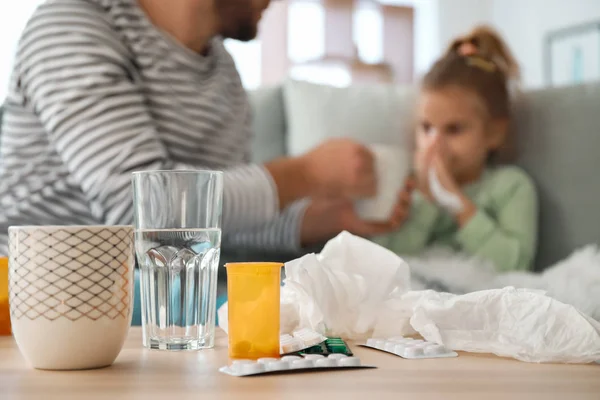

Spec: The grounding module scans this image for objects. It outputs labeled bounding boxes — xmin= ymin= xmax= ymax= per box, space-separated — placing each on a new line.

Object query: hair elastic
xmin=466 ymin=56 xmax=497 ymax=73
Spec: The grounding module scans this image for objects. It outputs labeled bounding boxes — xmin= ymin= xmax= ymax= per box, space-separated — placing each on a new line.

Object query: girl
xmin=373 ymin=51 xmax=538 ymax=272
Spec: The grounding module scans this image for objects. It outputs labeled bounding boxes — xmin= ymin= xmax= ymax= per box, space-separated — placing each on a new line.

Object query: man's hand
xmin=300 ymin=138 xmax=377 ymax=199
xmin=300 ymin=178 xmax=415 ymax=247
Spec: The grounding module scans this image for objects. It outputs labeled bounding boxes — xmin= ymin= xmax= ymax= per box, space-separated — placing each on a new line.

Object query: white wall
xmin=0 ymin=0 xmax=44 ymax=101
xmin=430 ymin=0 xmax=600 ymax=88
xmin=436 ymin=0 xmax=493 ymax=51
xmin=492 ymin=0 xmax=600 ymax=88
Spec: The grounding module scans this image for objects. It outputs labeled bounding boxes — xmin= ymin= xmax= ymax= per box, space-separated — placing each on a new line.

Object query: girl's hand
xmin=415 ymin=133 xmax=439 ymax=201
xmin=431 ymin=154 xmax=460 ymax=196
xmin=431 ymin=155 xmax=477 ymax=226
xmin=394 ymin=175 xmax=416 ymax=225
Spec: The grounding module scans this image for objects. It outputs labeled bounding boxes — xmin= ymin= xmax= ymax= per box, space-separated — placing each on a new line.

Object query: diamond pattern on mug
xmin=8 ymin=228 xmax=132 ymax=322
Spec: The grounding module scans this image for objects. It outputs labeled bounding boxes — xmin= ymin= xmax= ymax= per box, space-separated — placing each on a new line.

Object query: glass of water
xmin=132 ymin=170 xmax=223 ymax=350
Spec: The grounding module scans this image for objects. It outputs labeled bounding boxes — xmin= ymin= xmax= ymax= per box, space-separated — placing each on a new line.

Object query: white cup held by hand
xmin=355 ymin=144 xmax=412 ymax=221
xmin=8 ymin=225 xmax=135 ymax=370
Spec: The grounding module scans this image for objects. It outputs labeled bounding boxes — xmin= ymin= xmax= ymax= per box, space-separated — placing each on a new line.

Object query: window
xmin=290 ymin=63 xmax=352 ymax=87
xmin=287 ymin=1 xmax=325 ymax=63
xmin=224 ymin=40 xmax=262 ymax=90
xmin=353 ymin=2 xmax=384 ymax=64
xmin=0 ymin=0 xmax=44 ymax=102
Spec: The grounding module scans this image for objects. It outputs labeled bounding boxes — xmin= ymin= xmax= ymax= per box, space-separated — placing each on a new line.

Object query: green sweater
xmin=373 ymin=166 xmax=538 ymax=272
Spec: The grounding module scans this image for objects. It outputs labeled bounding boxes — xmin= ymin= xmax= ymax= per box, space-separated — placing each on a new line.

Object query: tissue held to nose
xmin=426 ymin=129 xmax=464 ymax=214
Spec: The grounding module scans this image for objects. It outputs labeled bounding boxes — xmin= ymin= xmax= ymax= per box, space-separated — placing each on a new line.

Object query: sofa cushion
xmin=283 ymin=79 xmax=417 ymax=156
xmin=247 ymin=85 xmax=287 ymax=163
xmin=513 ymin=82 xmax=600 ymax=270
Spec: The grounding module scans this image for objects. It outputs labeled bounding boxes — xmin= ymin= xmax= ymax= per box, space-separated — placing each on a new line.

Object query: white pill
xmin=257 ymin=358 xmax=279 ymax=364
xmin=281 ymin=356 xmax=301 ymax=363
xmin=366 ymin=338 xmax=381 ymax=347
xmin=315 ymin=358 xmax=338 ymax=368
xmin=292 ymin=329 xmax=325 ymax=347
xmin=384 ymin=342 xmax=396 ymax=352
xmin=240 ymin=363 xmax=265 ymax=375
xmin=327 ymin=354 xmax=348 ymax=359
xmin=338 ymin=357 xmax=361 ymax=367
xmin=266 ymin=361 xmax=290 ymax=372
xmin=281 ymin=338 xmax=304 ymax=353
xmin=388 ymin=336 xmax=406 ymax=342
xmin=404 ymin=347 xmax=425 ymax=358
xmin=231 ymin=360 xmax=253 ymax=373
xmin=411 ymin=339 xmax=425 ymax=344
xmin=291 ymin=359 xmax=315 ymax=369
xmin=393 ymin=344 xmax=407 ymax=355
xmin=374 ymin=340 xmax=387 ymax=350
xmin=424 ymin=344 xmax=448 ymax=356
xmin=232 ymin=359 xmax=253 ymax=365
xmin=414 ymin=343 xmax=429 ymax=348
xmin=304 ymin=354 xmax=325 ymax=360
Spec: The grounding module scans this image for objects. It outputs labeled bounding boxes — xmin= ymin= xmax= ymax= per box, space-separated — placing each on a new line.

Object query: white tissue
xmin=407 ymin=287 xmax=600 ymax=364
xmin=428 ymin=167 xmax=464 ymax=214
xmin=216 ymin=233 xmax=600 ymax=364
xmin=426 ymin=129 xmax=463 ymax=215
xmin=282 ymin=231 xmax=411 ymax=340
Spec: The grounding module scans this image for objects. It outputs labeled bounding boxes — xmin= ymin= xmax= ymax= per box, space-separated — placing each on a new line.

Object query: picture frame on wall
xmin=544 ymin=20 xmax=600 ymax=87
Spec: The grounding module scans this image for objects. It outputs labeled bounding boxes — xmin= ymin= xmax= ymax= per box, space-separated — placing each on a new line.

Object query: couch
xmin=236 ymin=78 xmax=600 ymax=272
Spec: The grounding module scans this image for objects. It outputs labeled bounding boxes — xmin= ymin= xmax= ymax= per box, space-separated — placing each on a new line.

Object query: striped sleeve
xmin=224 ymin=198 xmax=309 ymax=252
xmin=14 ymin=4 xmax=278 ymax=232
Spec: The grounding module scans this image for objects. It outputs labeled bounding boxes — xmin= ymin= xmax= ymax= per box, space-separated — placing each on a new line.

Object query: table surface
xmin=1 ymin=328 xmax=599 ymax=400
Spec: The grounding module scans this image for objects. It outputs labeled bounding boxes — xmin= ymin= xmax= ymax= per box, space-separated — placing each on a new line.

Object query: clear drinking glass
xmin=132 ymin=170 xmax=223 ymax=350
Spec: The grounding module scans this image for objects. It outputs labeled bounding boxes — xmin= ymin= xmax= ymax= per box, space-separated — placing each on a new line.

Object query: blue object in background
xmin=132 ymin=269 xmax=142 ymax=326
xmin=131 ymin=269 xmax=228 ymax=327
xmin=572 ymin=46 xmax=584 ymax=84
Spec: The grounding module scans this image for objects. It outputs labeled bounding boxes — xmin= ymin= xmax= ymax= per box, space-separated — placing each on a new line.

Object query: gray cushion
xmin=513 ymin=82 xmax=600 ymax=270
xmin=247 ymin=85 xmax=287 ymax=163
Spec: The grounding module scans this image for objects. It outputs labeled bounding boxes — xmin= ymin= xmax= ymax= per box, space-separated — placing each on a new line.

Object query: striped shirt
xmin=0 ymin=0 xmax=307 ymax=256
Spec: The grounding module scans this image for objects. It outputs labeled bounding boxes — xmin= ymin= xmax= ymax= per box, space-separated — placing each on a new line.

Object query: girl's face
xmin=416 ymin=86 xmax=505 ymax=185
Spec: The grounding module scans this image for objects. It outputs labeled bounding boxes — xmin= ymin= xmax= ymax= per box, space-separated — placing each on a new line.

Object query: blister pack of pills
xmin=360 ymin=337 xmax=458 ymax=359
xmin=280 ymin=328 xmax=327 ymax=354
xmin=300 ymin=337 xmax=353 ymax=357
xmin=220 ymin=354 xmax=375 ymax=377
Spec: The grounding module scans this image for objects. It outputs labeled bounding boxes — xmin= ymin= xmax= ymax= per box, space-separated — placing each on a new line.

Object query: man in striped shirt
xmin=0 ymin=0 xmax=407 ymax=256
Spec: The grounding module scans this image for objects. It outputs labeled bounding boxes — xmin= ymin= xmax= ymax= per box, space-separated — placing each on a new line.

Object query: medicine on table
xmin=280 ymin=328 xmax=327 ymax=354
xmin=360 ymin=337 xmax=458 ymax=359
xmin=301 ymin=337 xmax=354 ymax=356
xmin=220 ymin=354 xmax=374 ymax=377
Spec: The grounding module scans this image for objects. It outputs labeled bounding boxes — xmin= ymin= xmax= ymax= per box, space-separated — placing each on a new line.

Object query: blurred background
xmin=2 ymin=0 xmax=600 ymax=101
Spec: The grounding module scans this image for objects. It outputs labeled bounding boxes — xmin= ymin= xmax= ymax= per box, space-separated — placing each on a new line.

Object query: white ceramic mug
xmin=355 ymin=144 xmax=412 ymax=221
xmin=8 ymin=225 xmax=134 ymax=370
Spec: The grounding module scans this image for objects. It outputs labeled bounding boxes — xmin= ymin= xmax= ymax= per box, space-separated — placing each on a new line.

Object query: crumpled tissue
xmin=217 ymin=231 xmax=411 ymax=340
xmin=405 ymin=287 xmax=600 ymax=364
xmin=217 ymin=231 xmax=600 ymax=363
xmin=281 ymin=231 xmax=411 ymax=339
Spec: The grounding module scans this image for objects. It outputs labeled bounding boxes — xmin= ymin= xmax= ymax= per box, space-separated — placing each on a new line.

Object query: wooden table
xmin=1 ymin=328 xmax=599 ymax=400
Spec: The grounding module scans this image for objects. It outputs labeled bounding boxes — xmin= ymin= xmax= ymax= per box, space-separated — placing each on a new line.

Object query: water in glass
xmin=136 ymin=228 xmax=221 ymax=350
